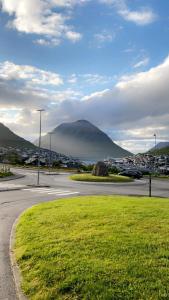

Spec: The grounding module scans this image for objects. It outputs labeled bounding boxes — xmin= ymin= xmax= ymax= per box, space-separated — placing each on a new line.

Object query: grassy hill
xmin=0 ymin=123 xmax=36 ymax=149
xmin=149 ymin=146 xmax=169 ymax=155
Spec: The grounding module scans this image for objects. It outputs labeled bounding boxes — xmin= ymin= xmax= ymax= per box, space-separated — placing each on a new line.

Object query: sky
xmin=0 ymin=0 xmax=169 ymax=154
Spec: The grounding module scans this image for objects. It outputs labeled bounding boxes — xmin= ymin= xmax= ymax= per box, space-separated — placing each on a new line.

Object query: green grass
xmin=145 ymin=175 xmax=169 ymax=180
xmin=14 ymin=195 xmax=169 ymax=300
xmin=154 ymin=175 xmax=169 ymax=180
xmin=0 ymin=171 xmax=13 ymax=178
xmin=70 ymin=173 xmax=133 ymax=182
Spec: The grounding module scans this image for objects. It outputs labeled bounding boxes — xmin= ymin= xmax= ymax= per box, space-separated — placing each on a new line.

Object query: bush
xmin=109 ymin=166 xmax=119 ymax=174
xmin=81 ymin=164 xmax=94 ymax=172
xmin=0 ymin=165 xmax=13 ymax=178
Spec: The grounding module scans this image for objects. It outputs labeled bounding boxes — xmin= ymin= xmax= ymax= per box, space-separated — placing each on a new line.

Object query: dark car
xmin=138 ymin=168 xmax=151 ymax=175
xmin=119 ymin=170 xmax=143 ymax=179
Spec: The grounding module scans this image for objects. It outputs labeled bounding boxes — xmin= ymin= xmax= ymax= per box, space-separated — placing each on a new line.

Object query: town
xmin=0 ymin=145 xmax=169 ymax=177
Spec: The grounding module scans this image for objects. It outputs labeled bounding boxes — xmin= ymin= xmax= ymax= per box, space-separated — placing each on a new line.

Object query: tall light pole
xmin=153 ymin=133 xmax=157 ymax=174
xmin=154 ymin=133 xmax=157 ymax=150
xmin=37 ymin=109 xmax=45 ymax=186
xmin=48 ymin=132 xmax=54 ymax=173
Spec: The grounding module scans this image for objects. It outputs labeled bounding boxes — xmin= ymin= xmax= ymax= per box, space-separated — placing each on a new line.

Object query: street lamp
xmin=37 ymin=109 xmax=45 ymax=186
xmin=48 ymin=132 xmax=54 ymax=173
xmin=154 ymin=133 xmax=157 ymax=150
xmin=149 ymin=133 xmax=157 ymax=197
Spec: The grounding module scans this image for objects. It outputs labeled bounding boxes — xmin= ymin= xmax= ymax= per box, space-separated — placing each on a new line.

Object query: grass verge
xmin=0 ymin=171 xmax=13 ymax=178
xmin=14 ymin=195 xmax=169 ymax=300
xmin=70 ymin=173 xmax=133 ymax=182
xmin=154 ymin=175 xmax=169 ymax=180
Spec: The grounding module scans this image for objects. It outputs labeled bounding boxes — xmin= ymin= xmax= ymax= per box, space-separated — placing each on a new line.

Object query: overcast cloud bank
xmin=0 ymin=55 xmax=168 ymax=153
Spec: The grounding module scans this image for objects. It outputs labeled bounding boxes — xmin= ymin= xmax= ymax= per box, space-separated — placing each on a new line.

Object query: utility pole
xmin=149 ymin=173 xmax=152 ymax=197
xmin=48 ymin=132 xmax=54 ymax=173
xmin=154 ymin=133 xmax=157 ymax=150
xmin=37 ymin=109 xmax=45 ymax=186
xmin=154 ymin=133 xmax=157 ymax=173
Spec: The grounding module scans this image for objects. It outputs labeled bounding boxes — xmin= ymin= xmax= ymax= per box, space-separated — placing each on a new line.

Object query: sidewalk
xmin=0 ymin=174 xmax=26 ymax=191
xmin=0 ymin=182 xmax=26 ymax=192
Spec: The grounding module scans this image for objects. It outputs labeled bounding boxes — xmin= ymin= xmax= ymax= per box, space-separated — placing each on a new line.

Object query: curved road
xmin=0 ymin=168 xmax=169 ymax=299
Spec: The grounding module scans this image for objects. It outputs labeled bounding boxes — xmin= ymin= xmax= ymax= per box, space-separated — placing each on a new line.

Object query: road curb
xmin=10 ymin=217 xmax=28 ymax=300
xmin=0 ymin=187 xmax=26 ymax=192
xmin=0 ymin=174 xmax=25 ymax=182
xmin=71 ymin=179 xmax=147 ymax=185
xmin=0 ymin=184 xmax=51 ymax=192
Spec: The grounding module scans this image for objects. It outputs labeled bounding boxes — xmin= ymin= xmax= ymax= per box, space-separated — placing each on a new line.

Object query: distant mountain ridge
xmin=149 ymin=141 xmax=169 ymax=155
xmin=151 ymin=142 xmax=169 ymax=150
xmin=40 ymin=120 xmax=132 ymax=160
xmin=0 ymin=123 xmax=35 ymax=149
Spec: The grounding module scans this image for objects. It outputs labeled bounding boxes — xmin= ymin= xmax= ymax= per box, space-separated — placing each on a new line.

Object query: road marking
xmin=38 ymin=190 xmax=70 ymax=194
xmin=22 ymin=187 xmax=79 ymax=196
xmin=23 ymin=188 xmax=57 ymax=192
xmin=0 ymin=183 xmax=25 ymax=188
xmin=47 ymin=191 xmax=79 ymax=195
xmin=13 ymin=172 xmax=37 ymax=176
xmin=23 ymin=188 xmax=67 ymax=192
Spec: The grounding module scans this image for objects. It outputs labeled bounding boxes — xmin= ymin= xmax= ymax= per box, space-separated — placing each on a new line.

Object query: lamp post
xmin=48 ymin=132 xmax=54 ymax=173
xmin=154 ymin=133 xmax=157 ymax=150
xmin=37 ymin=109 xmax=45 ymax=186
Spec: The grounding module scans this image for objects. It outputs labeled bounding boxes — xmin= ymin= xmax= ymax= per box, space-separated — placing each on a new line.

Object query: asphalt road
xmin=0 ymin=168 xmax=169 ymax=299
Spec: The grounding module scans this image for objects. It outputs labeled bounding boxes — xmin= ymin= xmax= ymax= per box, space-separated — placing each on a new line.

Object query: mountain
xmin=40 ymin=120 xmax=132 ymax=160
xmin=149 ymin=147 xmax=169 ymax=155
xmin=151 ymin=142 xmax=169 ymax=150
xmin=149 ymin=142 xmax=169 ymax=155
xmin=0 ymin=123 xmax=35 ymax=149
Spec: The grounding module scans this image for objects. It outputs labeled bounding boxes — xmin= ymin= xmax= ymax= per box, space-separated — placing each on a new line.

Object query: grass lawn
xmin=14 ymin=195 xmax=169 ymax=300
xmin=155 ymin=176 xmax=169 ymax=180
xmin=70 ymin=173 xmax=133 ymax=182
xmin=145 ymin=175 xmax=169 ymax=180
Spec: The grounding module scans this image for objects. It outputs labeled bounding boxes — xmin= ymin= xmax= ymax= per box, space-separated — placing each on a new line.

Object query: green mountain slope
xmin=149 ymin=146 xmax=169 ymax=155
xmin=0 ymin=123 xmax=35 ymax=149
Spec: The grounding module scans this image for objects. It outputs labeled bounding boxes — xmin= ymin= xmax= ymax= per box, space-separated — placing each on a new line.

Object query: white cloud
xmin=67 ymin=74 xmax=78 ymax=84
xmin=123 ymin=47 xmax=135 ymax=53
xmin=1 ymin=56 xmax=169 ymax=153
xmin=0 ymin=0 xmax=83 ymax=46
xmin=51 ymin=89 xmax=82 ymax=103
xmin=133 ymin=57 xmax=149 ymax=69
xmin=65 ymin=31 xmax=82 ymax=42
xmin=67 ymin=73 xmax=115 ymax=86
xmin=119 ymin=7 xmax=157 ymax=25
xmin=0 ymin=61 xmax=63 ymax=86
xmin=54 ymin=55 xmax=169 ymax=152
xmin=82 ymin=74 xmax=115 ymax=85
xmin=0 ymin=0 xmax=157 ymax=48
xmin=94 ymin=30 xmax=115 ymax=47
xmin=116 ymin=140 xmax=153 ymax=154
xmin=100 ymin=0 xmax=157 ymax=25
xmin=81 ymin=55 xmax=169 ymax=132
xmin=35 ymin=38 xmax=61 ymax=47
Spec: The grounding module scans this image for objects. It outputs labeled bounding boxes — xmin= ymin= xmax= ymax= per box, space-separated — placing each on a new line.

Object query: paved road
xmin=0 ymin=168 xmax=169 ymax=299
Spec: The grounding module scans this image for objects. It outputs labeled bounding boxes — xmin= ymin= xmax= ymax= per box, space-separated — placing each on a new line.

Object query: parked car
xmin=138 ymin=168 xmax=151 ymax=175
xmin=119 ymin=170 xmax=143 ymax=179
